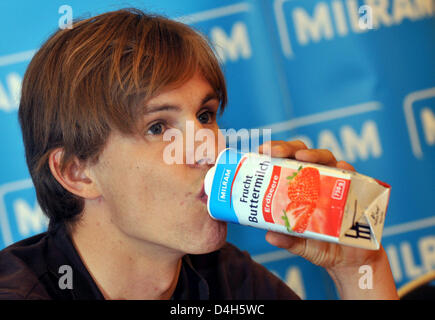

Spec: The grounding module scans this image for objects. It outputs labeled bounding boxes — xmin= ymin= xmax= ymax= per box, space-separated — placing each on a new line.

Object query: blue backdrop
xmin=0 ymin=0 xmax=434 ymax=299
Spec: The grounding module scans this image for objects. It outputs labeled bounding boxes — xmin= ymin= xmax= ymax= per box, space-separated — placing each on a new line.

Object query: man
xmin=0 ymin=8 xmax=398 ymax=300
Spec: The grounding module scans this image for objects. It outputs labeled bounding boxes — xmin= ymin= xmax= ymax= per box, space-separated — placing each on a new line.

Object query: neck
xmin=69 ymin=208 xmax=183 ymax=300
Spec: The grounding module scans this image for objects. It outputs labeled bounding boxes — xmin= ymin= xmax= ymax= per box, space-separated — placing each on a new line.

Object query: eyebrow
xmin=143 ymin=92 xmax=219 ymax=115
xmin=143 ymin=105 xmax=181 ymax=115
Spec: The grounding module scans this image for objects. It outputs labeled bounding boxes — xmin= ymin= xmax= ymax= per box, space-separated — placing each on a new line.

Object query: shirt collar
xmin=47 ymin=221 xmax=210 ymax=300
xmin=172 ymin=255 xmax=210 ymax=300
xmin=46 ymin=222 xmax=105 ymax=300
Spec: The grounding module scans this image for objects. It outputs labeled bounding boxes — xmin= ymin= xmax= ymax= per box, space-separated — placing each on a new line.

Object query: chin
xmin=188 ymin=221 xmax=228 ymax=255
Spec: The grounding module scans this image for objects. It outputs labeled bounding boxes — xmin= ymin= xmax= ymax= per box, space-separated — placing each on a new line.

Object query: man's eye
xmin=147 ymin=122 xmax=165 ymax=135
xmin=198 ymin=111 xmax=214 ymax=124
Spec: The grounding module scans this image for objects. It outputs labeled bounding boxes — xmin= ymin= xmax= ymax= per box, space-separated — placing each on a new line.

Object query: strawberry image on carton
xmin=204 ymin=149 xmax=391 ymax=250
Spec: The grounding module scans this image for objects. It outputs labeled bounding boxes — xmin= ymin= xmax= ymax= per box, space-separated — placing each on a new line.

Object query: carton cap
xmin=204 ymin=166 xmax=216 ymax=196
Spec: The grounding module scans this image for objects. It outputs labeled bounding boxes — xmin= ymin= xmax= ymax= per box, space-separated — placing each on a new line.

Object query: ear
xmin=48 ymin=148 xmax=101 ymax=199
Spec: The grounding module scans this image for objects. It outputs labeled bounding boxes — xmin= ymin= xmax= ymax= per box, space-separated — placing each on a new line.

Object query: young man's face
xmin=89 ymin=72 xmax=227 ymax=255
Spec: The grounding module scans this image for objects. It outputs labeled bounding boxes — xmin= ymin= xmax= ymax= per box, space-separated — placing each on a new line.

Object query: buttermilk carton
xmin=204 ymin=148 xmax=391 ymax=250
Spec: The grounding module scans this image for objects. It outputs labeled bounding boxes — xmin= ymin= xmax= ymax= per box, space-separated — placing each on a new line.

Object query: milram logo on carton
xmin=218 ymin=169 xmax=232 ymax=202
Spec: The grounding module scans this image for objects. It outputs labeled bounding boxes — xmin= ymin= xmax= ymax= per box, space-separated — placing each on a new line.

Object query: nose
xmin=188 ymin=157 xmax=214 ymax=170
xmin=184 ymin=119 xmax=221 ymax=168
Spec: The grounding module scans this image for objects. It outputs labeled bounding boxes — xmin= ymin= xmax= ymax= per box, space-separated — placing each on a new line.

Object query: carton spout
xmin=204 ymin=166 xmax=216 ymax=197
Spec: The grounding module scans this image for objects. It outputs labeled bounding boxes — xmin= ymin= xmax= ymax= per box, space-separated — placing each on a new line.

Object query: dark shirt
xmin=0 ymin=222 xmax=299 ymax=300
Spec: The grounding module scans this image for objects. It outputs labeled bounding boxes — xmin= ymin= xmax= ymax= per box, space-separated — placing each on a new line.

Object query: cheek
xmin=122 ymin=168 xmax=193 ymax=213
xmin=95 ymin=147 xmax=198 ymax=214
xmin=178 ymin=192 xmax=194 ymax=206
xmin=95 ymin=160 xmax=156 ymax=210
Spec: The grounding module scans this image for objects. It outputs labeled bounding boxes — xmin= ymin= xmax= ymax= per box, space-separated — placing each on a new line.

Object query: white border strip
xmin=0 ymin=50 xmax=36 ymax=67
xmin=0 ymin=179 xmax=34 ymax=246
xmin=403 ymin=87 xmax=435 ymax=159
xmin=1 ymin=3 xmax=251 ymax=67
xmin=258 ymin=101 xmax=382 ymax=134
xmin=0 ymin=3 xmax=251 ymax=67
xmin=382 ymin=216 xmax=435 ymax=238
xmin=174 ymin=2 xmax=251 ymax=24
xmin=253 ymin=249 xmax=295 ymax=264
xmin=274 ymin=0 xmax=294 ymax=58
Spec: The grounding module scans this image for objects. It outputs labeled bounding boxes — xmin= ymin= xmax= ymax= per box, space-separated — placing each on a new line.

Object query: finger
xmin=259 ymin=140 xmax=308 ymax=158
xmin=265 ymin=231 xmax=307 ymax=257
xmin=336 ymin=160 xmax=356 ymax=172
xmin=294 ymin=149 xmax=337 ymax=166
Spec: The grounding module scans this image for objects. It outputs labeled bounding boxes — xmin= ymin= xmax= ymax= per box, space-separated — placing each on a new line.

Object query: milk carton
xmin=204 ymin=148 xmax=391 ymax=250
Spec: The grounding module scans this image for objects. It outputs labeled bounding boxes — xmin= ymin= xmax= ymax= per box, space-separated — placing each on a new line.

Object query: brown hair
xmin=18 ymin=8 xmax=227 ymax=225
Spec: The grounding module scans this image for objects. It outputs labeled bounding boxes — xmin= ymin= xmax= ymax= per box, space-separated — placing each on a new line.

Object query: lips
xmin=198 ymin=184 xmax=208 ymax=204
